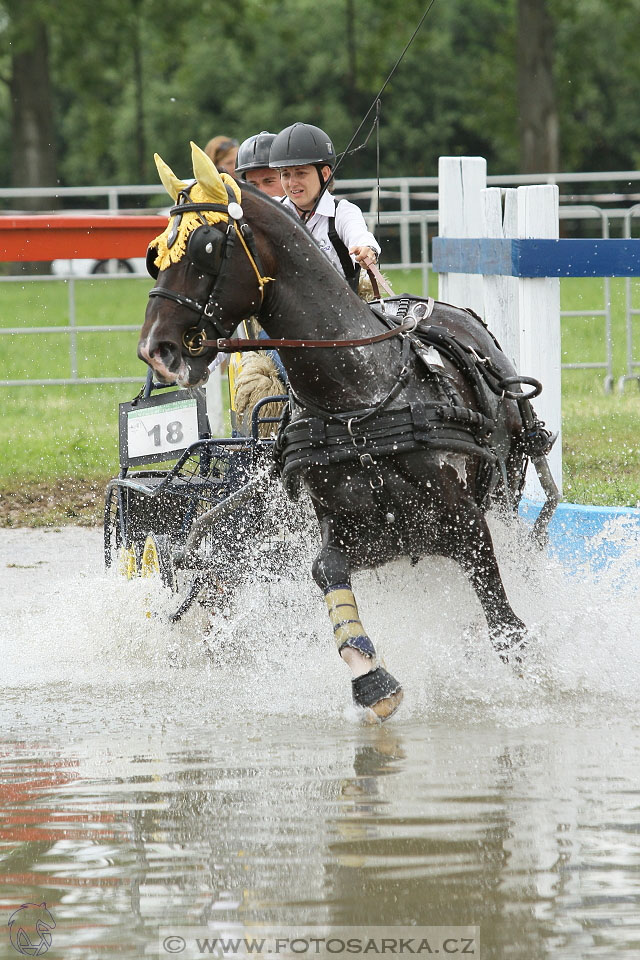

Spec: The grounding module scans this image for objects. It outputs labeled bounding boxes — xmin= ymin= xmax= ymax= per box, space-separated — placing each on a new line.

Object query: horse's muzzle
xmin=138 ymin=337 xmax=192 ymax=385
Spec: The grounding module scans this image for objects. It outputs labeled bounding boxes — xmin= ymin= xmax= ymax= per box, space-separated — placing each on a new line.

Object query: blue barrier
xmin=432 ymin=237 xmax=640 ymax=277
xmin=520 ymin=500 xmax=640 ymax=571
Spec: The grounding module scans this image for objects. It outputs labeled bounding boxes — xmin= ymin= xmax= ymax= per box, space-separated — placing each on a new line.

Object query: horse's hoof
xmin=369 ymin=688 xmax=404 ymax=721
xmin=352 ymin=667 xmax=404 ymax=722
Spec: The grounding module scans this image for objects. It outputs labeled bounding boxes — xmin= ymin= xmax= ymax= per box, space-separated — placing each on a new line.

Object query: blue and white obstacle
xmin=433 ymin=157 xmax=640 ymax=568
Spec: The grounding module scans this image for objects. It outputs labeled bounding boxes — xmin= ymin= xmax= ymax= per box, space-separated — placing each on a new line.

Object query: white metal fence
xmin=3 ymin=171 xmax=640 ymax=391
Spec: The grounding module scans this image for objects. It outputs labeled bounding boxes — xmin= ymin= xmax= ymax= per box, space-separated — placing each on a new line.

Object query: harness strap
xmin=148 ymin=286 xmax=206 ymax=314
xmin=275 ymin=401 xmax=497 ymax=482
xmin=168 ymin=201 xmax=231 ymax=216
xmin=366 ymin=263 xmax=396 ymax=298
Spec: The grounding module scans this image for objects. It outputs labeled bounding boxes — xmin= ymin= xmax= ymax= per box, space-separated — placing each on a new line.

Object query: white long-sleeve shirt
xmin=281 ymin=192 xmax=380 ymax=278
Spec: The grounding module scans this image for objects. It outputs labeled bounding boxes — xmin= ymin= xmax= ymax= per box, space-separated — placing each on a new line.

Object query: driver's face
xmin=245 ymin=167 xmax=283 ymax=197
xmin=279 ymin=164 xmax=330 ymax=211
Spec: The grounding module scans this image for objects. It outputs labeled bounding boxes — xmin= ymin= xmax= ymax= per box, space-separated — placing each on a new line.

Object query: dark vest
xmin=328 ymin=200 xmax=360 ymax=292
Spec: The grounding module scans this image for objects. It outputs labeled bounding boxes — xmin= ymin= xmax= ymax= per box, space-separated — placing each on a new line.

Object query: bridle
xmin=147 ymin=183 xmax=274 ymax=356
xmin=147 ymin=183 xmax=425 ymax=357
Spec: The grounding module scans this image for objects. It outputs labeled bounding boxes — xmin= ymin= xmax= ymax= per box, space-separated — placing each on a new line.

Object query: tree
xmin=517 ymin=0 xmax=559 ymax=172
xmin=2 ymin=0 xmax=58 ymax=203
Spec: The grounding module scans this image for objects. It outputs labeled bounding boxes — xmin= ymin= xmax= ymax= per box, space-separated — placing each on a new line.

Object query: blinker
xmin=186 ymin=224 xmax=226 ymax=275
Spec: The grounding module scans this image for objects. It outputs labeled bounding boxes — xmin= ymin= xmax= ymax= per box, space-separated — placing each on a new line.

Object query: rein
xmin=191 ymin=317 xmax=418 ymax=354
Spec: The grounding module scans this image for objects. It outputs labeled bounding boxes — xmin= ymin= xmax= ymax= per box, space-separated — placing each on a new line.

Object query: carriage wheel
xmin=119 ymin=544 xmax=140 ymax=579
xmin=104 ymin=486 xmax=121 ymax=569
xmin=140 ymin=533 xmax=177 ymax=592
xmin=104 ymin=485 xmax=141 ymax=579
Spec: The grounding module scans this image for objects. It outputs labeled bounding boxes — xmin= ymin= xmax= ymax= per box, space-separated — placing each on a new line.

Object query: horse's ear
xmin=154 ymin=153 xmax=189 ymax=201
xmin=190 ymin=141 xmax=229 ymax=205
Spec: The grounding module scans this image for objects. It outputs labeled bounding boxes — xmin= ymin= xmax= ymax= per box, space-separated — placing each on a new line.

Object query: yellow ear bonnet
xmin=150 ymin=144 xmax=242 ymax=273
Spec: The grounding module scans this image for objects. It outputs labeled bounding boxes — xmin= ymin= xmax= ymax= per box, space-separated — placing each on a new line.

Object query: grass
xmin=1 ymin=270 xmax=639 ymax=525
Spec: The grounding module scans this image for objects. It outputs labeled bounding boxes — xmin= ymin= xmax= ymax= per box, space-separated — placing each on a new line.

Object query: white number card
xmin=126 ymin=397 xmax=200 ymax=460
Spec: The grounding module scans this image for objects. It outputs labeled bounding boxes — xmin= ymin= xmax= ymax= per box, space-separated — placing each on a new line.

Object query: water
xmin=1 ymin=519 xmax=639 ymax=960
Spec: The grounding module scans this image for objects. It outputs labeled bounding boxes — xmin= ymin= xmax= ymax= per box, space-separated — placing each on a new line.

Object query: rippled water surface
xmin=1 ymin=520 xmax=639 ymax=960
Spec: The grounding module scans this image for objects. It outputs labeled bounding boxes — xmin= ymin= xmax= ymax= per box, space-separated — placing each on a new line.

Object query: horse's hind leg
xmin=312 ymin=514 xmax=404 ymax=721
xmin=449 ymin=503 xmax=527 ymax=664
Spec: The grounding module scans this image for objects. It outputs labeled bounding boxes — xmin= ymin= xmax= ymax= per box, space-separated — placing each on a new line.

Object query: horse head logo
xmin=8 ymin=903 xmax=56 ymax=956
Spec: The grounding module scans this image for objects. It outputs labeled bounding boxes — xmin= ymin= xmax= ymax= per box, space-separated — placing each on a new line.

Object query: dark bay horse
xmin=138 ymin=142 xmax=555 ymax=721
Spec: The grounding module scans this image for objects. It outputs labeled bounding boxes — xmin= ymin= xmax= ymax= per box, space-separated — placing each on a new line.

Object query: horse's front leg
xmin=449 ymin=502 xmax=528 ymax=665
xmin=312 ymin=514 xmax=404 ymax=721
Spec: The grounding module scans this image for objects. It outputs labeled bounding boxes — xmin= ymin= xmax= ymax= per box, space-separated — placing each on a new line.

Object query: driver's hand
xmin=349 ymin=245 xmax=377 ymax=268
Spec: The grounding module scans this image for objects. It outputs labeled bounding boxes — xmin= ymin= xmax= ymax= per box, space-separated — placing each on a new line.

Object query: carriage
xmin=103 ymin=367 xmax=291 ymax=622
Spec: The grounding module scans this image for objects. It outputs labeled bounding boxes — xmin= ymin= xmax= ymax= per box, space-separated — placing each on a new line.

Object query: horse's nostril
xmin=152 ymin=341 xmax=182 ymax=372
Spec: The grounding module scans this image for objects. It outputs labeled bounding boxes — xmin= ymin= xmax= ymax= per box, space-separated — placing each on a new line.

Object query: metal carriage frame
xmin=104 ymin=371 xmax=289 ymax=621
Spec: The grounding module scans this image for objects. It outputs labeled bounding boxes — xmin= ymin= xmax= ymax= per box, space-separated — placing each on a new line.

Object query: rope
xmin=234 ymin=224 xmax=275 ymax=296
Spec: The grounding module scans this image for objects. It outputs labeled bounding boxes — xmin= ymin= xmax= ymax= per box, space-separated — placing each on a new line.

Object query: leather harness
xmin=146 ymin=192 xmax=551 ymax=514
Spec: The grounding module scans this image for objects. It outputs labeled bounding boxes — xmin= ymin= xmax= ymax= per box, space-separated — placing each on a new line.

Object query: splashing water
xmin=2 ymin=502 xmax=638 ymax=733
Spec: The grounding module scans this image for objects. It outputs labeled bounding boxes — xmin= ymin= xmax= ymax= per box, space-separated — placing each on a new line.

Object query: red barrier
xmin=0 ymin=215 xmax=164 ymax=261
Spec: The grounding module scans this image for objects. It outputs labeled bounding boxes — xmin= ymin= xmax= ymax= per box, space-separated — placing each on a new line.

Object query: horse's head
xmin=138 ymin=142 xmax=275 ymax=386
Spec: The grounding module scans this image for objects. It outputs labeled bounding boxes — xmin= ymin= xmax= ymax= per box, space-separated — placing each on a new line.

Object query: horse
xmin=138 ymin=141 xmax=557 ymax=721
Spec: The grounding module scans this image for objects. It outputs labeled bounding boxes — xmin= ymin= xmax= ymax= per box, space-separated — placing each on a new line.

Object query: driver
xmin=269 ymin=122 xmax=380 ymax=291
xmin=235 ymin=131 xmax=283 ymax=198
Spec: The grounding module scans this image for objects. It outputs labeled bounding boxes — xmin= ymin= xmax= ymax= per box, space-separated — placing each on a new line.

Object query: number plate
xmin=119 ymin=389 xmax=208 ymax=467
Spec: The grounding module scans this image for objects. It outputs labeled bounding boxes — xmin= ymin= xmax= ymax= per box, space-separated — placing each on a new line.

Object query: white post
xmin=437 ymin=156 xmax=487 ymax=316
xmin=205 ymin=366 xmax=226 ymax=436
xmin=481 ymin=187 xmax=520 ymax=370
xmin=437 ymin=160 xmax=563 ymax=499
xmin=516 ymin=185 xmax=562 ymax=497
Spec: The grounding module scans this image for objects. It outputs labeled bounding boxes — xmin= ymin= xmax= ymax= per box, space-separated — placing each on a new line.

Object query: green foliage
xmin=552 ymin=0 xmax=640 ymax=171
xmin=2 ymin=0 xmax=639 ymax=190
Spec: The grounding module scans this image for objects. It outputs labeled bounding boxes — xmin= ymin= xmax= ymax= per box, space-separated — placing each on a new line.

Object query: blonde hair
xmin=204 ymin=135 xmax=239 ymax=167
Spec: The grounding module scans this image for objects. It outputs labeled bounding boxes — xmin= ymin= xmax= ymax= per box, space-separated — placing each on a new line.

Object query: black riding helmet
xmin=269 ymin=123 xmax=335 ymax=169
xmin=235 ymin=131 xmax=277 ymax=177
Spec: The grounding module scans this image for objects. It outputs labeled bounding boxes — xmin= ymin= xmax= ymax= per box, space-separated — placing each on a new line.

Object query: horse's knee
xmin=312 ymin=545 xmax=350 ymax=591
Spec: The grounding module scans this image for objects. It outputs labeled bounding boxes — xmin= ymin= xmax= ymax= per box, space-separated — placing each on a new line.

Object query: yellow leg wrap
xmin=324 ymin=587 xmax=375 ymax=656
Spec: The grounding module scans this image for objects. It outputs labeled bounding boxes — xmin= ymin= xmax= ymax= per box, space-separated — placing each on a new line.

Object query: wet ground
xmin=1 ymin=518 xmax=639 ymax=960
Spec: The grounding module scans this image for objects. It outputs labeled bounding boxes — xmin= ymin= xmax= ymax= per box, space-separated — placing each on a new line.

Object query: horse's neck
xmin=258 ymin=232 xmax=395 ymax=411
